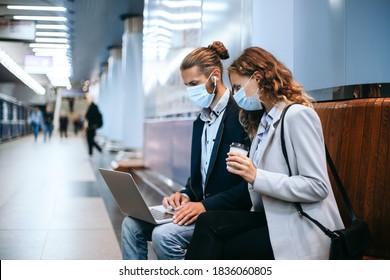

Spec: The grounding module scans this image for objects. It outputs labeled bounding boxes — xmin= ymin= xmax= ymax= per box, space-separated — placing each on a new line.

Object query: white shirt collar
xmin=200 ymin=88 xmax=229 ymax=122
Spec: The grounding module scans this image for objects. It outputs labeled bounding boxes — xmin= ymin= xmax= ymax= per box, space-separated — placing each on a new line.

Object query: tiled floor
xmin=0 ymin=132 xmax=124 ymax=260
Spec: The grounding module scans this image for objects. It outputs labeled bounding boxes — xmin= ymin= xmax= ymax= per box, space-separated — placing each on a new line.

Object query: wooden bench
xmin=314 ymin=97 xmax=390 ymax=259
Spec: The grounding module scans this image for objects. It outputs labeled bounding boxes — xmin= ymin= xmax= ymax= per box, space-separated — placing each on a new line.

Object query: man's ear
xmin=213 ymin=69 xmax=222 ymax=82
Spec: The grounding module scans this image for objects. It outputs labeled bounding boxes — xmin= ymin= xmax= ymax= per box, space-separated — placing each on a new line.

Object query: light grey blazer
xmin=249 ymin=103 xmax=344 ymax=259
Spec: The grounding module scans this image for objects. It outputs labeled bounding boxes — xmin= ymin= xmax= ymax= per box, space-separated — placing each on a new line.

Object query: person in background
xmin=73 ymin=114 xmax=84 ymax=135
xmin=68 ymin=97 xmax=75 ymax=112
xmin=28 ymin=106 xmax=43 ymax=142
xmin=43 ymin=106 xmax=54 ymax=142
xmin=121 ymin=41 xmax=252 ymax=260
xmin=59 ymin=112 xmax=69 ymax=138
xmin=84 ymin=96 xmax=102 ymax=156
xmin=187 ymin=46 xmax=344 ymax=260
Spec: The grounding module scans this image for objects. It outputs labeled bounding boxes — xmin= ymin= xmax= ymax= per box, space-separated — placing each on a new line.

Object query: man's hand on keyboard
xmin=162 ymin=192 xmax=189 ymax=210
xmin=172 ymin=202 xmax=206 ymax=226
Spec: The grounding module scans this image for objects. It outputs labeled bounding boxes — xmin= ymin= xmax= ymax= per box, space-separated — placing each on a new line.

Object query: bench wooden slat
xmin=374 ymin=98 xmax=390 ymax=258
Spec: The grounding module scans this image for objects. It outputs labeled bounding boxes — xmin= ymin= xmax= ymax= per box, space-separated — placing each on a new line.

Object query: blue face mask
xmin=233 ymin=75 xmax=262 ymax=111
xmin=186 ymin=72 xmax=216 ymax=108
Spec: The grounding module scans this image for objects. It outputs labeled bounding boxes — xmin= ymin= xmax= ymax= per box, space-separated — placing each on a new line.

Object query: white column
xmin=53 ymin=87 xmax=62 ymax=132
xmin=121 ymin=15 xmax=144 ymax=150
xmin=106 ymin=46 xmax=124 ymax=143
xmin=98 ymin=63 xmax=109 ymax=137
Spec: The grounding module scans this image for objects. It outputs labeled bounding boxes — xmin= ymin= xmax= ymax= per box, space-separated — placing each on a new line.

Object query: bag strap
xmin=280 ymin=103 xmax=357 ymax=238
xmin=324 ymin=146 xmax=357 ymax=221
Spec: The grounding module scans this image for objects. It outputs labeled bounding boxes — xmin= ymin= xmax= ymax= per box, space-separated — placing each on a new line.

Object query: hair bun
xmin=208 ymin=41 xmax=229 ymax=60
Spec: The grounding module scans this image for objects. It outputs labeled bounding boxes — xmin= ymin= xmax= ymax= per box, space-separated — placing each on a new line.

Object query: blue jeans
xmin=32 ymin=123 xmax=40 ymax=141
xmin=121 ymin=216 xmax=195 ymax=260
xmin=43 ymin=123 xmax=53 ymax=141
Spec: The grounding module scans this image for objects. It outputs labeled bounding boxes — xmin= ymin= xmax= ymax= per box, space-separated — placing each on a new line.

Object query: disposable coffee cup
xmin=228 ymin=142 xmax=249 ymax=171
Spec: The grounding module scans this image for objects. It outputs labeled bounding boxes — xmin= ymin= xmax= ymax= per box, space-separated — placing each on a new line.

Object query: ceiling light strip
xmin=35 ymin=38 xmax=68 ymax=43
xmin=29 ymin=43 xmax=70 ymax=49
xmin=7 ymin=5 xmax=67 ymax=12
xmin=36 ymin=32 xmax=68 ymax=37
xmin=13 ymin=16 xmax=67 ymax=22
xmin=0 ymin=49 xmax=45 ymax=95
xmin=151 ymin=10 xmax=201 ymax=21
xmin=36 ymin=24 xmax=68 ymax=30
xmin=161 ymin=1 xmax=201 ymax=8
xmin=147 ymin=19 xmax=201 ymax=30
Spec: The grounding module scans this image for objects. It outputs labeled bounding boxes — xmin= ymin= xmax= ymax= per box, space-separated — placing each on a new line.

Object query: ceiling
xmin=0 ymin=0 xmax=144 ymax=90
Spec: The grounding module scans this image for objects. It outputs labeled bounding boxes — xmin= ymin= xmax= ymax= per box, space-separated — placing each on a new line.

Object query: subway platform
xmin=0 ymin=132 xmax=161 ymax=260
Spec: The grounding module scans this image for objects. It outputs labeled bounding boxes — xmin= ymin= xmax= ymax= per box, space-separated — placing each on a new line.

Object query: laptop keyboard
xmin=150 ymin=208 xmax=174 ymax=220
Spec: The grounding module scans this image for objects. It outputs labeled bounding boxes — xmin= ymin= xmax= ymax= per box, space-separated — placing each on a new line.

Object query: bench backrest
xmin=314 ymin=98 xmax=390 ymax=259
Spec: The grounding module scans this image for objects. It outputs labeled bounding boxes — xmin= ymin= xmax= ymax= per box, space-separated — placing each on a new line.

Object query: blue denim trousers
xmin=32 ymin=123 xmax=40 ymax=141
xmin=43 ymin=123 xmax=53 ymax=140
xmin=121 ymin=216 xmax=195 ymax=260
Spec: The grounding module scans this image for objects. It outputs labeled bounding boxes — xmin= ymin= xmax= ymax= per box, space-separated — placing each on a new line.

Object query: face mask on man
xmin=186 ymin=71 xmax=216 ymax=108
xmin=233 ymin=74 xmax=263 ymax=111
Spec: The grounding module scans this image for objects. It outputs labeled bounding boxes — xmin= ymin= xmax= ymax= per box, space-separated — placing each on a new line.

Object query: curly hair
xmin=228 ymin=47 xmax=314 ymax=138
xmin=180 ymin=41 xmax=229 ymax=77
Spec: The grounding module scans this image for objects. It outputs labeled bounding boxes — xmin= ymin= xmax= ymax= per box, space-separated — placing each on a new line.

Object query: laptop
xmin=98 ymin=168 xmax=175 ymax=224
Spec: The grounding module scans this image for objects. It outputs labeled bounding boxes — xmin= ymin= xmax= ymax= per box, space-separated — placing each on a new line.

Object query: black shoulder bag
xmin=280 ymin=104 xmax=373 ymax=260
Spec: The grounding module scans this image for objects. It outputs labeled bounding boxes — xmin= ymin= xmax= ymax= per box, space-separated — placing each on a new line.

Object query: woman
xmin=121 ymin=41 xmax=251 ymax=260
xmin=186 ymin=47 xmax=344 ymax=260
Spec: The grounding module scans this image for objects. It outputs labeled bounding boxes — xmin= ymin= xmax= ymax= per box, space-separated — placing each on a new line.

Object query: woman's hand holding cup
xmin=227 ymin=142 xmax=256 ymax=184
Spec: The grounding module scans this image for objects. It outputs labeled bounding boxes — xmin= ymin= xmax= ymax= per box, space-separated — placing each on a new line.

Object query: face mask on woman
xmin=186 ymin=71 xmax=216 ymax=108
xmin=233 ymin=74 xmax=262 ymax=111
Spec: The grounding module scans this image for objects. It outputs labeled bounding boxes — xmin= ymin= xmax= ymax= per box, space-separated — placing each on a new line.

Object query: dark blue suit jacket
xmin=181 ymin=96 xmax=252 ymax=211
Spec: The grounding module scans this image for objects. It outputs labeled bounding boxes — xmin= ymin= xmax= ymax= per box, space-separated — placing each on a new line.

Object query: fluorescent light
xmin=151 ymin=10 xmax=201 ymax=21
xmin=161 ymin=1 xmax=201 ymax=8
xmin=36 ymin=24 xmax=68 ymax=30
xmin=7 ymin=5 xmax=67 ymax=12
xmin=36 ymin=32 xmax=68 ymax=37
xmin=35 ymin=37 xmax=68 ymax=43
xmin=13 ymin=15 xmax=67 ymax=22
xmin=0 ymin=48 xmax=45 ymax=95
xmin=29 ymin=43 xmax=70 ymax=49
xmin=148 ymin=19 xmax=201 ymax=30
